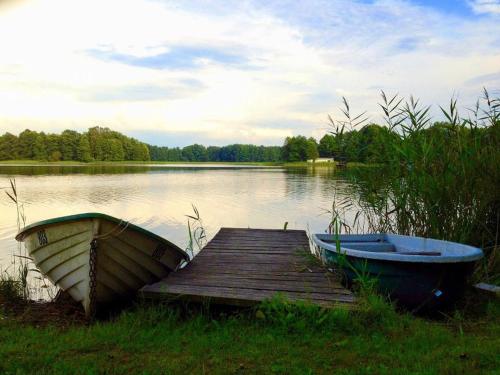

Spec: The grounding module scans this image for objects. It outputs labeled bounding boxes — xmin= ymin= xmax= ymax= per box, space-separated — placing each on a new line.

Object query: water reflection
xmin=0 ymin=164 xmax=275 ymax=176
xmin=0 ymin=165 xmax=360 ymax=271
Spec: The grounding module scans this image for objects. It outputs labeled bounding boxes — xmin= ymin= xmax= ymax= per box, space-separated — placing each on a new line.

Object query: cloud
xmin=88 ymin=47 xmax=249 ymax=70
xmin=468 ymin=0 xmax=500 ymax=14
xmin=0 ymin=0 xmax=499 ymax=145
xmin=465 ymin=71 xmax=500 ymax=86
xmin=79 ymin=80 xmax=205 ymax=102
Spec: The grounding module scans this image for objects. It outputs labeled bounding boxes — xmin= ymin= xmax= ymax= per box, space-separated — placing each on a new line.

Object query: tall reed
xmin=2 ymin=179 xmax=31 ymax=300
xmin=1 ymin=179 xmax=55 ymax=302
xmin=185 ymin=204 xmax=207 ymax=259
xmin=329 ymin=90 xmax=499 ymax=283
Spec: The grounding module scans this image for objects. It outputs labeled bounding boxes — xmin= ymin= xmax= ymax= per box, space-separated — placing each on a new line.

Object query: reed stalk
xmin=1 ymin=179 xmax=56 ymax=302
xmin=185 ymin=204 xmax=207 ymax=259
xmin=328 ymin=89 xmax=499 ymax=283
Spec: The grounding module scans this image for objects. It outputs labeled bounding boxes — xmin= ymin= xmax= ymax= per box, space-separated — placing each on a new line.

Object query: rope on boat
xmin=93 ymin=220 xmax=130 ymax=240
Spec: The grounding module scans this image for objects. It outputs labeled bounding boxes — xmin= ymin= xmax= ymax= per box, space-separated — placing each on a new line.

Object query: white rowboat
xmin=16 ymin=213 xmax=189 ymax=317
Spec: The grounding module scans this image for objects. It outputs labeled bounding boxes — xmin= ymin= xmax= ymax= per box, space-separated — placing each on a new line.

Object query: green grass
xmin=282 ymin=161 xmax=379 ymax=168
xmin=0 ymin=160 xmax=89 ymax=165
xmin=1 ymin=296 xmax=499 ymax=375
xmin=283 ymin=161 xmax=337 ymax=167
xmin=345 ymin=162 xmax=381 ymax=168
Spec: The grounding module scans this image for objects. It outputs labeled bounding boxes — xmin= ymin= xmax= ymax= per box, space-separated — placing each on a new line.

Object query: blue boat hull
xmin=312 ymin=233 xmax=483 ymax=310
xmin=322 ymin=250 xmax=475 ymax=309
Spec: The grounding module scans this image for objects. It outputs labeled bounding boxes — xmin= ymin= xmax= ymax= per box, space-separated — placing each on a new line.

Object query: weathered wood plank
xmin=202 ymin=249 xmax=308 ymax=255
xmin=204 ymin=245 xmax=308 ymax=250
xmin=162 ymin=279 xmax=352 ymax=294
xmin=194 ymin=253 xmax=309 ymax=262
xmin=209 ymin=233 xmax=307 ymax=239
xmin=142 ymin=284 xmax=355 ymax=303
xmin=172 ymin=269 xmax=335 ymax=281
xmin=205 ymin=243 xmax=309 ymax=248
xmin=219 ymin=227 xmax=305 ymax=234
xmin=180 ymin=263 xmax=325 ymax=273
xmin=140 ymin=228 xmax=354 ymax=307
xmin=169 ymin=269 xmax=335 ymax=281
xmin=142 ymin=290 xmax=350 ymax=308
xmin=208 ymin=236 xmax=307 ymax=242
xmin=166 ymin=271 xmax=346 ymax=286
xmin=180 ymin=262 xmax=326 ymax=274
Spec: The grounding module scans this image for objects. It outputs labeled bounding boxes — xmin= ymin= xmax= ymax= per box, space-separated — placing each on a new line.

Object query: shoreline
xmin=0 ymin=160 xmax=281 ymax=167
xmin=0 ymin=160 xmax=345 ymax=168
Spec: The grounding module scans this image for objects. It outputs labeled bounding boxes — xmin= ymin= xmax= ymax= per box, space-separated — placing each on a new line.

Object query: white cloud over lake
xmin=0 ymin=0 xmax=499 ymax=146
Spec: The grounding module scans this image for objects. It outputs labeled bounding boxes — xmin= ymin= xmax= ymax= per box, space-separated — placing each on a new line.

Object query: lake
xmin=0 ymin=164 xmax=358 ymax=273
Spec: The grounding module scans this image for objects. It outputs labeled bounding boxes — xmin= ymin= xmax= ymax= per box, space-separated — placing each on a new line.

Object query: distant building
xmin=307 ymin=157 xmax=335 ymax=163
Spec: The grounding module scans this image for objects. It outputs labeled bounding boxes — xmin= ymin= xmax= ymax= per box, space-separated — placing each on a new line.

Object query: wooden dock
xmin=140 ymin=228 xmax=355 ymax=307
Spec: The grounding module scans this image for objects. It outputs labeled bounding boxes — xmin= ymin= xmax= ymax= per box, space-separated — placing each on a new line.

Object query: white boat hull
xmin=17 ymin=213 xmax=189 ymax=317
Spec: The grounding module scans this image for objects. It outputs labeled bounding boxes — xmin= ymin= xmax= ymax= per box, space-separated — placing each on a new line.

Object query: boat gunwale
xmin=312 ymin=233 xmax=483 ymax=264
xmin=15 ymin=212 xmax=190 ymax=261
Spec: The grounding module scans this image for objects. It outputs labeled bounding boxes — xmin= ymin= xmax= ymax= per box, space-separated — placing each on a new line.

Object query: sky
xmin=0 ymin=0 xmax=499 ymax=147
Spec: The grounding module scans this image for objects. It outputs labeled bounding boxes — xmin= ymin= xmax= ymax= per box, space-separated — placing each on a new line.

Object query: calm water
xmin=0 ymin=164 xmax=358 ymax=272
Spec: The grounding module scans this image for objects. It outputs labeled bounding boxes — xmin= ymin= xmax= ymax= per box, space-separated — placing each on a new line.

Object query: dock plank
xmin=140 ymin=228 xmax=354 ymax=308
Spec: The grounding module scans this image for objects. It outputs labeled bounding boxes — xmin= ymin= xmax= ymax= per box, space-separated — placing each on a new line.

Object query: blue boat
xmin=311 ymin=233 xmax=483 ymax=310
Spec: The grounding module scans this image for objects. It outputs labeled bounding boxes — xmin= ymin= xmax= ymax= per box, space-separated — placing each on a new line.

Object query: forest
xmin=0 ymin=127 xmax=150 ymax=162
xmin=0 ymin=124 xmax=406 ymax=163
xmin=1 ymin=122 xmax=493 ymax=164
xmin=0 ymin=127 xmax=283 ymax=163
xmin=148 ymin=143 xmax=282 ymax=162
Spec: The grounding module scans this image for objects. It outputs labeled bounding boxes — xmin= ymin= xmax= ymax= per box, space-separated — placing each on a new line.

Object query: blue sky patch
xmin=89 ymin=46 xmax=247 ymax=70
xmin=410 ymin=0 xmax=472 ymax=16
xmin=395 ymin=37 xmax=423 ymax=53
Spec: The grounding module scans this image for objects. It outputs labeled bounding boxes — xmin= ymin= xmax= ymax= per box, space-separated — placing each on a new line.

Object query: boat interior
xmin=320 ymin=237 xmax=442 ymax=256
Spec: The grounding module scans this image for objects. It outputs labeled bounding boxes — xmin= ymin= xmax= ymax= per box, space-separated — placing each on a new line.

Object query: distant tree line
xmin=1 ymin=122 xmax=475 ymax=164
xmin=0 ymin=127 xmax=150 ymax=162
xmin=148 ymin=144 xmax=283 ymax=162
xmin=282 ymin=124 xmax=398 ymax=163
xmin=282 ymin=136 xmax=319 ymax=162
xmin=318 ymin=123 xmax=397 ymax=163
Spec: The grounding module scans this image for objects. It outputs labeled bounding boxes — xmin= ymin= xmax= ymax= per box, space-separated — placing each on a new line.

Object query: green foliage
xmin=2 ymin=128 xmax=281 ymax=163
xmin=76 ymin=136 xmax=92 ymax=162
xmin=60 ymin=130 xmax=80 ymax=161
xmin=181 ymin=144 xmax=208 ymax=161
xmin=0 ymin=127 xmax=150 ymax=162
xmin=45 ymin=134 xmax=61 ymax=161
xmin=49 ymin=150 xmax=62 ymax=162
xmin=185 ymin=204 xmax=207 ymax=259
xmin=148 ymin=143 xmax=283 ymax=162
xmin=17 ymin=130 xmax=38 ymax=159
xmin=282 ymin=136 xmax=319 ymax=162
xmin=33 ymin=133 xmax=48 ymax=160
xmin=256 ymin=295 xmax=352 ymax=333
xmin=1 ymin=178 xmax=33 ymax=301
xmin=337 ymin=90 xmax=499 ymax=283
xmin=306 ymin=139 xmax=319 ymax=160
xmin=0 ymin=273 xmax=24 ymax=304
xmin=0 ymin=133 xmax=19 ymax=160
xmin=320 ymin=124 xmax=398 ymax=163
xmin=318 ymin=134 xmax=337 ymax=157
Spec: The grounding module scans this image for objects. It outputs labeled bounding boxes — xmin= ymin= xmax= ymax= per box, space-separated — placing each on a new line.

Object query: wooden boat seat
xmin=341 ymin=242 xmax=395 ymax=253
